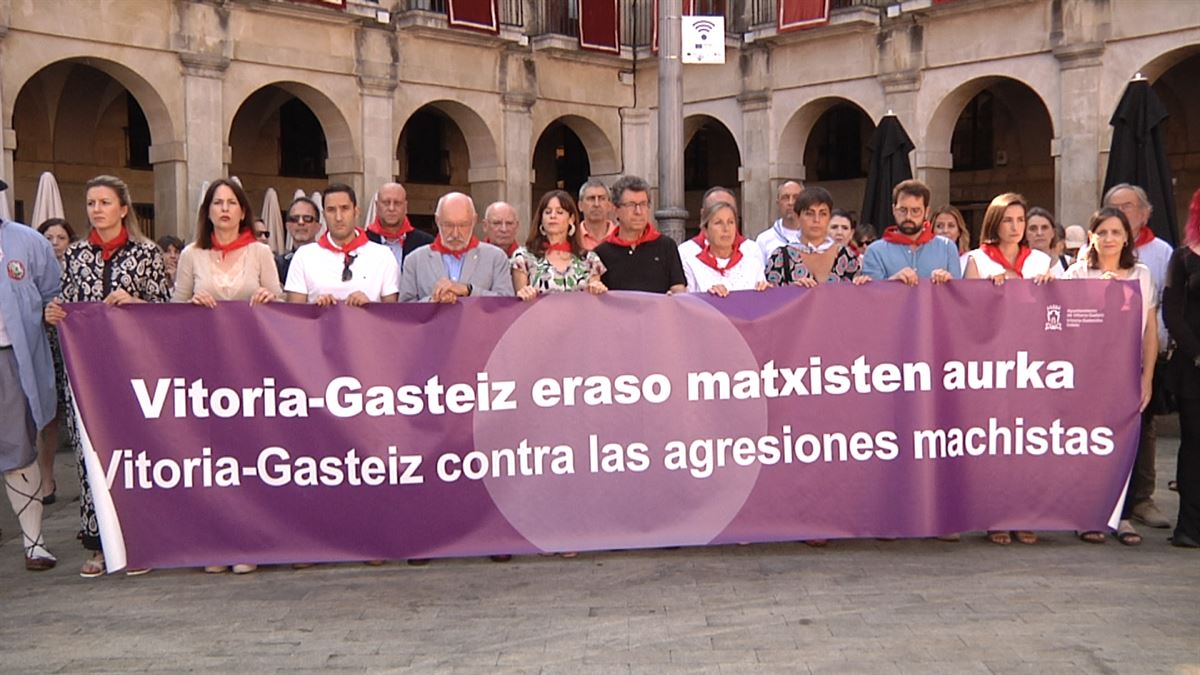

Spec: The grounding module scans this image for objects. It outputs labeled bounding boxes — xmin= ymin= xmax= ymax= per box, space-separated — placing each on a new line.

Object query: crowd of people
xmin=1 ymin=170 xmax=1197 ymax=578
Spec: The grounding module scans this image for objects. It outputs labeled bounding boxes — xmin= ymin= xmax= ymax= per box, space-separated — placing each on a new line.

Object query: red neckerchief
xmin=605 ymin=223 xmax=661 ymax=249
xmin=431 ymin=234 xmax=479 ymax=260
xmin=317 ymin=228 xmax=369 ymax=264
xmin=882 ymin=221 xmax=935 ymax=247
xmin=696 ymin=235 xmax=746 ymax=276
xmin=88 ymin=226 xmax=128 ymax=261
xmin=368 ymin=216 xmax=413 ymax=244
xmin=210 ymin=229 xmax=257 ymax=256
xmin=545 ymin=241 xmax=573 ymax=254
xmin=1134 ymin=225 xmax=1156 ymax=248
xmin=980 ymin=243 xmax=1033 ymax=276
xmin=487 ymin=239 xmax=518 ymax=257
xmin=691 ymin=231 xmax=707 ymax=247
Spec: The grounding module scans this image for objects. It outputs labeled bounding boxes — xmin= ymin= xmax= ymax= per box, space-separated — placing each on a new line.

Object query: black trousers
xmin=1175 ymin=396 xmax=1200 ymax=542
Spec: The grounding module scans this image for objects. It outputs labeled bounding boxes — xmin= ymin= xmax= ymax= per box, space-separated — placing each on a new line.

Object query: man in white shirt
xmin=285 ymin=183 xmax=399 ymax=306
xmin=754 ymin=180 xmax=804 ymax=259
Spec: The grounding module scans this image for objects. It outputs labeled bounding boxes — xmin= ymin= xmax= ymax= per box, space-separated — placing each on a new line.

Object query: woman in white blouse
xmin=1063 ymin=207 xmax=1159 ymax=547
xmin=680 ymin=200 xmax=768 ymax=296
xmin=963 ymin=193 xmax=1054 ymax=286
xmin=173 ymin=179 xmax=282 ymax=308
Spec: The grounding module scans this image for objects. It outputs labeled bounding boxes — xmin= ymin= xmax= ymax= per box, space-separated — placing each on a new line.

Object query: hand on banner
xmin=249 ymin=287 xmax=275 ymax=306
xmin=344 ymin=291 xmax=370 ymax=308
xmin=517 ymin=286 xmax=538 ymax=301
xmin=104 ymin=289 xmax=142 ymax=306
xmin=44 ymin=299 xmax=67 ymax=326
xmin=792 ymin=277 xmax=819 ymax=289
xmin=586 ymin=279 xmax=608 ymax=295
xmin=191 ymin=290 xmax=218 ymax=308
xmin=754 ymin=281 xmax=770 ymax=291
xmin=852 ymin=275 xmax=871 ymax=286
xmin=1032 ymin=272 xmax=1054 ymax=286
xmin=890 ymin=267 xmax=920 ymax=286
xmin=988 ymin=273 xmax=1008 ymax=286
xmin=314 ymin=294 xmax=337 ymax=307
xmin=707 ymin=284 xmax=730 ymax=298
xmin=432 ymin=278 xmax=465 ymax=304
xmin=930 ymin=269 xmax=953 ymax=285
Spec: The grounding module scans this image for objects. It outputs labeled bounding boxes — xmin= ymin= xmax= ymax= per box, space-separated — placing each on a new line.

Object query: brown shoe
xmin=26 ymin=556 xmax=57 ymax=571
xmin=1131 ymin=501 xmax=1171 ymax=529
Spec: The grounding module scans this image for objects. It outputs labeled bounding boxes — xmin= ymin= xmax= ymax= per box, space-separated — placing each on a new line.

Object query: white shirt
xmin=964 ymin=248 xmax=1053 ymax=279
xmin=1078 ymin=235 xmax=1172 ymax=346
xmin=1063 ymin=261 xmax=1156 ymax=336
xmin=754 ymin=218 xmax=802 ymax=260
xmin=284 ymin=240 xmax=399 ymax=302
xmin=681 ymin=239 xmax=766 ymax=293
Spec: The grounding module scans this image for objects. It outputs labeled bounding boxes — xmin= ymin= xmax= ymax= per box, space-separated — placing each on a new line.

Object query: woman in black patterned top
xmin=44 ymin=175 xmax=170 ymax=578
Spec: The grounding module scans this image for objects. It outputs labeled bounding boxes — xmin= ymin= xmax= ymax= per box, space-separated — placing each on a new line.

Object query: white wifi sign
xmin=682 ymin=15 xmax=726 ymax=64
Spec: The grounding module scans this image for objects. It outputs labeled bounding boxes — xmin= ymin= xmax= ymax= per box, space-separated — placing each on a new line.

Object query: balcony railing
xmin=750 ymin=0 xmax=890 ymax=27
xmin=403 ymin=0 xmax=523 ymax=27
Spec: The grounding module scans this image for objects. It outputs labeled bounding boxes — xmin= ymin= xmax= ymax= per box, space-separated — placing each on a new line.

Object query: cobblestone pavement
xmin=2 ymin=437 xmax=1196 ymax=674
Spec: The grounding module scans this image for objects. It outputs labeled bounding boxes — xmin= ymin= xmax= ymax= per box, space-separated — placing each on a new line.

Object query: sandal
xmin=80 ymin=552 xmax=105 ymax=578
xmin=1013 ymin=531 xmax=1038 ymax=545
xmin=1077 ymin=530 xmax=1106 ymax=544
xmin=987 ymin=530 xmax=1012 ymax=545
xmin=1116 ymin=520 xmax=1142 ymax=547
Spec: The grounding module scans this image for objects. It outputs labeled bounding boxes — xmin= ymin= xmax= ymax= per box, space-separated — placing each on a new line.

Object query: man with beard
xmin=399 ymin=192 xmax=514 ymax=303
xmin=366 ymin=182 xmax=434 ymax=270
xmin=861 ymin=179 xmax=960 ymax=285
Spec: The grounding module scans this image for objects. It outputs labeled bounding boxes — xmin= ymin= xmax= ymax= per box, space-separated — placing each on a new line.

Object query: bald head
xmin=483 ymin=201 xmax=520 ymax=250
xmin=777 ymin=180 xmax=804 ymax=228
xmin=435 ymin=192 xmax=477 ymax=250
xmin=376 ymin=182 xmax=409 ymax=228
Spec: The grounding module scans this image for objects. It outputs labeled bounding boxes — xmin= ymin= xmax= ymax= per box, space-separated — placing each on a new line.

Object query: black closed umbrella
xmin=860 ymin=113 xmax=915 ymax=236
xmin=1103 ymin=76 xmax=1178 ymax=245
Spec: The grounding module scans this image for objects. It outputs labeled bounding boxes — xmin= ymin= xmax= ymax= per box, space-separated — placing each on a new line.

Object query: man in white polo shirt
xmin=285 ymin=183 xmax=399 ymax=306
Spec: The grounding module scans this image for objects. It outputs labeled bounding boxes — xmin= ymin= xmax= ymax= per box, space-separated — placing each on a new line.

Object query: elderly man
xmin=399 ymin=192 xmax=514 ymax=303
xmin=285 ymin=183 xmax=399 ymax=306
xmin=366 ymin=182 xmax=433 ymax=269
xmin=482 ymin=201 xmax=521 ymax=257
xmin=679 ymin=185 xmax=739 ymax=260
xmin=1104 ymin=183 xmax=1175 ymax=529
xmin=754 ymin=180 xmax=804 ymax=259
xmin=594 ymin=175 xmax=687 ymax=295
xmin=0 ymin=183 xmax=59 ymax=571
xmin=861 ymin=179 xmax=960 ymax=285
xmin=276 ymin=196 xmax=322 ymax=283
xmin=577 ymin=179 xmax=616 ymax=251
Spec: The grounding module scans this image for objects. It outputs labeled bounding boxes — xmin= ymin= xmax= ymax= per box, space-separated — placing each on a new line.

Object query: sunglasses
xmin=342 ymin=253 xmax=357 ymax=282
xmin=254 ymin=231 xmax=270 ymax=240
xmin=286 ymin=214 xmax=318 ymax=224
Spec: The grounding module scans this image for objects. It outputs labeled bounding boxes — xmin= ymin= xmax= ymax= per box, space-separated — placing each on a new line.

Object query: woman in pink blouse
xmin=173 ymin=179 xmax=282 ymax=308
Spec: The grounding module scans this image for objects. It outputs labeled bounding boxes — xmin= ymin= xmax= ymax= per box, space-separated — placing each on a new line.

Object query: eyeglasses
xmin=286 ymin=214 xmax=318 ymax=224
xmin=341 ymin=253 xmax=357 ymax=282
xmin=893 ymin=206 xmax=925 ymax=218
xmin=619 ymin=201 xmax=650 ymax=212
xmin=254 ymin=231 xmax=270 ymax=240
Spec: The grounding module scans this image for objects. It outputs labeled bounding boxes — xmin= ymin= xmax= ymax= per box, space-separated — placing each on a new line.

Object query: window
xmin=126 ymin=93 xmax=151 ymax=170
xmin=278 ymin=98 xmax=328 ymax=179
xmin=952 ymin=91 xmax=994 ymax=171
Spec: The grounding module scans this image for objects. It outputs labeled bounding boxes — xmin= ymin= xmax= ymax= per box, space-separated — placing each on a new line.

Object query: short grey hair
xmin=610 ymin=175 xmax=651 ymax=205
xmin=483 ymin=201 xmax=516 ymax=222
xmin=578 ymin=179 xmax=609 ymax=202
xmin=1103 ymin=183 xmax=1152 ymax=212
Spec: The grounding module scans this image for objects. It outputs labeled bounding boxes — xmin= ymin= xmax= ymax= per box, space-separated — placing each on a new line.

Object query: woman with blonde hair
xmin=44 ymin=175 xmax=171 ymax=577
xmin=932 ymin=204 xmax=970 ymax=271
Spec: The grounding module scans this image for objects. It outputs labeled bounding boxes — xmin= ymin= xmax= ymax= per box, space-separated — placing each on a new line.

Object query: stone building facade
xmin=1 ymin=0 xmax=1197 ymax=244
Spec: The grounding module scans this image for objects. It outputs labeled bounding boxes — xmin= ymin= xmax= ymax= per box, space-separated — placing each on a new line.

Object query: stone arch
xmin=777 ymin=96 xmax=878 ymax=185
xmin=228 ymin=81 xmax=356 ymax=177
xmin=682 ymin=114 xmax=742 ymax=233
xmin=531 ymin=114 xmax=620 ymax=177
xmin=924 ymin=76 xmax=1056 ymax=238
xmin=9 ymin=57 xmax=178 ymax=235
xmin=401 ymin=99 xmax=501 ymax=172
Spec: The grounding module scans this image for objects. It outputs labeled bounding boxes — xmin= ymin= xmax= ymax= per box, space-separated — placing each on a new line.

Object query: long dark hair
xmin=527 ymin=190 xmax=583 ymax=258
xmin=38 ymin=217 xmax=77 ymax=242
xmin=1086 ymin=207 xmax=1137 ymax=270
xmin=196 ymin=179 xmax=254 ymax=249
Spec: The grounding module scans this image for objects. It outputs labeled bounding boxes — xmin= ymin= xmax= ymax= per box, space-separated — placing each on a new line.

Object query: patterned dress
xmin=511 ymin=249 xmax=606 ymax=293
xmin=765 ymin=244 xmax=862 ymax=286
xmin=59 ymin=237 xmax=170 ymax=551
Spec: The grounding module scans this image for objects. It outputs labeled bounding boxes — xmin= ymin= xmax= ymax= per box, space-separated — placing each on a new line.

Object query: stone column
xmin=738 ymin=90 xmax=771 ymax=238
xmin=359 ymin=78 xmax=397 ymax=200
xmin=149 ymin=142 xmax=188 ymax=238
xmin=1053 ymin=41 xmax=1105 ymax=228
xmin=501 ymin=93 xmax=533 ymax=238
xmin=179 ymin=53 xmax=229 ymax=242
xmin=619 ymin=107 xmax=654 ymax=183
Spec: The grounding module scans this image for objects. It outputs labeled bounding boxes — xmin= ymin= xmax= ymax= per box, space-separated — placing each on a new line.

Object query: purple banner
xmin=58 ymin=281 xmax=1142 ymax=570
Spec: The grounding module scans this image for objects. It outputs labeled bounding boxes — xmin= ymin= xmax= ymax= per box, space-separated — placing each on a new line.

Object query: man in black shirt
xmin=595 ymin=175 xmax=686 ymax=294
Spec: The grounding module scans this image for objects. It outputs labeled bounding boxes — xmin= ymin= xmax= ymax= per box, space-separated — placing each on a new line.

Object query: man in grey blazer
xmin=399 ymin=192 xmax=515 ymax=303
